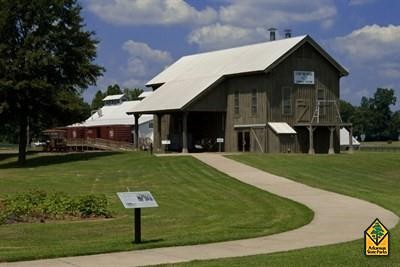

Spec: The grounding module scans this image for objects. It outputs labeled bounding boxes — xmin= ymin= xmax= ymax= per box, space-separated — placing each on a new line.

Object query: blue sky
xmin=80 ymin=0 xmax=400 ymax=109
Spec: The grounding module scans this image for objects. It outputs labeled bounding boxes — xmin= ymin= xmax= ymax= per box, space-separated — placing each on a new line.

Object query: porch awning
xmin=268 ymin=122 xmax=296 ymax=134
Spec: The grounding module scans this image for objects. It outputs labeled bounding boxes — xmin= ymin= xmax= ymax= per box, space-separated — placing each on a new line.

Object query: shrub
xmin=0 ymin=191 xmax=112 ymax=224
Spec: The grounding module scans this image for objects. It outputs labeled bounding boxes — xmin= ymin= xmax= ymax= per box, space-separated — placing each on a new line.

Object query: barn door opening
xmin=237 ymin=131 xmax=250 ymax=152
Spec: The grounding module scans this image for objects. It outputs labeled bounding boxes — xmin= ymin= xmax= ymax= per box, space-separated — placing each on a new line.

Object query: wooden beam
xmin=308 ymin=126 xmax=315 ymax=154
xmin=156 ymin=114 xmax=162 ymax=152
xmin=328 ymin=127 xmax=335 ymax=154
xmin=134 ymin=114 xmax=141 ymax=150
xmin=182 ymin=112 xmax=188 ymax=153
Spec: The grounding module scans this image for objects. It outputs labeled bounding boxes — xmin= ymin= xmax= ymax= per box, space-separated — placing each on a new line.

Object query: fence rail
xmin=67 ymin=138 xmax=136 ymax=151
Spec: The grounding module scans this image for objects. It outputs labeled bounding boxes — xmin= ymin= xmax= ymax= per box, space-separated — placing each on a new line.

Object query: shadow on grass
xmin=0 ymin=152 xmax=118 ymax=169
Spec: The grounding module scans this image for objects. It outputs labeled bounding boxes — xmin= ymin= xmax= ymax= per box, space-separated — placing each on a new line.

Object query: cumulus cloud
xmin=122 ymin=40 xmax=172 ymax=64
xmin=219 ymin=0 xmax=337 ymax=28
xmin=334 ymin=25 xmax=400 ymax=107
xmin=188 ymin=23 xmax=268 ymax=51
xmin=334 ymin=24 xmax=400 ymax=62
xmin=86 ymin=0 xmax=218 ymax=26
xmin=348 ymin=0 xmax=376 ymax=5
xmin=188 ymin=0 xmax=337 ymax=51
xmin=121 ymin=40 xmax=173 ymax=86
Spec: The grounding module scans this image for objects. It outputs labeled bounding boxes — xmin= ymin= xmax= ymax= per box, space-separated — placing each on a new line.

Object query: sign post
xmin=134 ymin=208 xmax=141 ymax=243
xmin=161 ymin=140 xmax=171 ymax=152
xmin=117 ymin=191 xmax=158 ymax=244
xmin=216 ymin=138 xmax=224 ymax=152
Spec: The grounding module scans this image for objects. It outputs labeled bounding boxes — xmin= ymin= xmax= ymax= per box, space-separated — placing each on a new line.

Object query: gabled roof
xmin=68 ymin=101 xmax=153 ymax=128
xmin=102 ymin=94 xmax=125 ymax=101
xmin=138 ymin=91 xmax=153 ymax=99
xmin=129 ymin=35 xmax=348 ymax=114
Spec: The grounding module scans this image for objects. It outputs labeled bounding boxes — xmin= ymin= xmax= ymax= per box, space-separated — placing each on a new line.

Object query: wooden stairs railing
xmin=66 ymin=138 xmax=135 ymax=151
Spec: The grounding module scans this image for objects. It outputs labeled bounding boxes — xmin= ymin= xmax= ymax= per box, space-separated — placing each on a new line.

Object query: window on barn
xmin=282 ymin=87 xmax=292 ymax=115
xmin=149 ymin=122 xmax=153 ymax=129
xmin=234 ymin=91 xmax=240 ymax=115
xmin=251 ymin=89 xmax=257 ymax=115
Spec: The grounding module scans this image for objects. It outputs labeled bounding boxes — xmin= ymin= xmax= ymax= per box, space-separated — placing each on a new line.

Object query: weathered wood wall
xmin=156 ymin=41 xmax=343 ymax=153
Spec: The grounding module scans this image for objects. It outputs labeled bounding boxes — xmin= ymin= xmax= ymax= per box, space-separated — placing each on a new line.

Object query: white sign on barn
xmin=294 ymin=71 xmax=315 ymax=84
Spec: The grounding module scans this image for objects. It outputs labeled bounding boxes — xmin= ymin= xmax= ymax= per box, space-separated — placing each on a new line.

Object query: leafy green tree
xmin=91 ymin=90 xmax=106 ymax=110
xmin=0 ymin=0 xmax=103 ymax=164
xmin=124 ymin=88 xmax=143 ymax=101
xmin=351 ymin=88 xmax=397 ymax=140
xmin=390 ymin=111 xmax=400 ymax=140
xmin=339 ymin=100 xmax=355 ymax=123
xmin=106 ymin=84 xmax=122 ymax=95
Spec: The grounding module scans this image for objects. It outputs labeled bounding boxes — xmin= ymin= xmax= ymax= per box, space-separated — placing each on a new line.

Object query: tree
xmin=0 ymin=0 xmax=103 ymax=164
xmin=106 ymin=84 xmax=122 ymax=95
xmin=124 ymin=88 xmax=143 ymax=101
xmin=91 ymin=90 xmax=105 ymax=110
xmin=339 ymin=100 xmax=355 ymax=123
xmin=351 ymin=88 xmax=397 ymax=140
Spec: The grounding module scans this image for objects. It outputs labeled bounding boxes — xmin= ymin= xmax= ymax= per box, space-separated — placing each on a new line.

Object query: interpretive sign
xmin=216 ymin=138 xmax=224 ymax=143
xmin=161 ymin=140 xmax=171 ymax=145
xmin=117 ymin=191 xmax=158 ymax=244
xmin=294 ymin=71 xmax=315 ymax=84
xmin=117 ymin=191 xmax=158 ymax=209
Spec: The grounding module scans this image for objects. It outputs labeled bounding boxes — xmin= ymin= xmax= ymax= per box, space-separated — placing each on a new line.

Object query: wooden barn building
xmin=128 ymin=35 xmax=352 ymax=154
xmin=66 ymin=94 xmax=153 ymax=144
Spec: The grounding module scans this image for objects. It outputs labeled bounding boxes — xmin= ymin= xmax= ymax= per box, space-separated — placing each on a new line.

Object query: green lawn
xmin=0 ymin=152 xmax=312 ymax=262
xmin=166 ymin=152 xmax=400 ymax=267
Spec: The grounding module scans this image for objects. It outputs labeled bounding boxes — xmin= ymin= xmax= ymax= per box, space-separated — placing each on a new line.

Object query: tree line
xmin=340 ymin=88 xmax=399 ymax=141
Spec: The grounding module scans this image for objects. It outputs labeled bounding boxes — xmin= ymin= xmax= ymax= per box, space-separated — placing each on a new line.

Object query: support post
xmin=156 ymin=114 xmax=162 ymax=152
xmin=182 ymin=111 xmax=188 ymax=153
xmin=134 ymin=208 xmax=141 ymax=243
xmin=348 ymin=126 xmax=354 ymax=153
xmin=308 ymin=126 xmax=315 ymax=154
xmin=134 ymin=114 xmax=140 ymax=151
xmin=328 ymin=127 xmax=335 ymax=154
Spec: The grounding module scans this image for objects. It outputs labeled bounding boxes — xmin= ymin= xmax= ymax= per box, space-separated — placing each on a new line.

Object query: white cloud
xmin=122 ymin=40 xmax=172 ymax=64
xmin=121 ymin=40 xmax=173 ymax=87
xmin=219 ymin=0 xmax=337 ymax=28
xmin=378 ymin=63 xmax=400 ymax=79
xmin=188 ymin=0 xmax=337 ymax=51
xmin=334 ymin=24 xmax=400 ymax=62
xmin=334 ymin=25 xmax=400 ymax=108
xmin=188 ymin=23 xmax=268 ymax=51
xmin=86 ymin=0 xmax=218 ymax=26
xmin=349 ymin=0 xmax=376 ymax=6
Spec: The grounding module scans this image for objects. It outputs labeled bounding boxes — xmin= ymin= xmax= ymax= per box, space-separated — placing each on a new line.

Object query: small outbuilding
xmin=66 ymin=94 xmax=153 ymax=145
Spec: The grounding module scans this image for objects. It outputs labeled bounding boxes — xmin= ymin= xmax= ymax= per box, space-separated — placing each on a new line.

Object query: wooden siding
xmin=157 ymin=41 xmax=343 ymax=154
xmin=66 ymin=125 xmax=133 ymax=143
xmin=187 ymin=83 xmax=227 ymax=112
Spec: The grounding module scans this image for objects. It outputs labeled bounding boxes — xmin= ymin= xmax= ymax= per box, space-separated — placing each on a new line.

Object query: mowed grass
xmin=0 ymin=152 xmax=312 ymax=262
xmin=165 ymin=152 xmax=400 ymax=267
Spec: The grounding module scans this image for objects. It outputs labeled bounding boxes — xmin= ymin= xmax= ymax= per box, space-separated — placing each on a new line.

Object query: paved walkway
xmin=1 ymin=154 xmax=398 ymax=267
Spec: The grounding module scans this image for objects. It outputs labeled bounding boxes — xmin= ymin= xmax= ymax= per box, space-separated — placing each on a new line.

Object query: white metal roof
xmin=68 ymin=101 xmax=153 ymax=128
xmin=340 ymin=128 xmax=360 ymax=146
xmin=128 ymin=76 xmax=220 ymax=113
xmin=138 ymin=91 xmax=153 ymax=99
xmin=146 ymin=36 xmax=307 ymax=86
xmin=268 ymin=122 xmax=297 ymax=134
xmin=129 ymin=36 xmax=307 ymax=113
xmin=102 ymin=94 xmax=125 ymax=101
xmin=129 ymin=35 xmax=348 ymax=114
